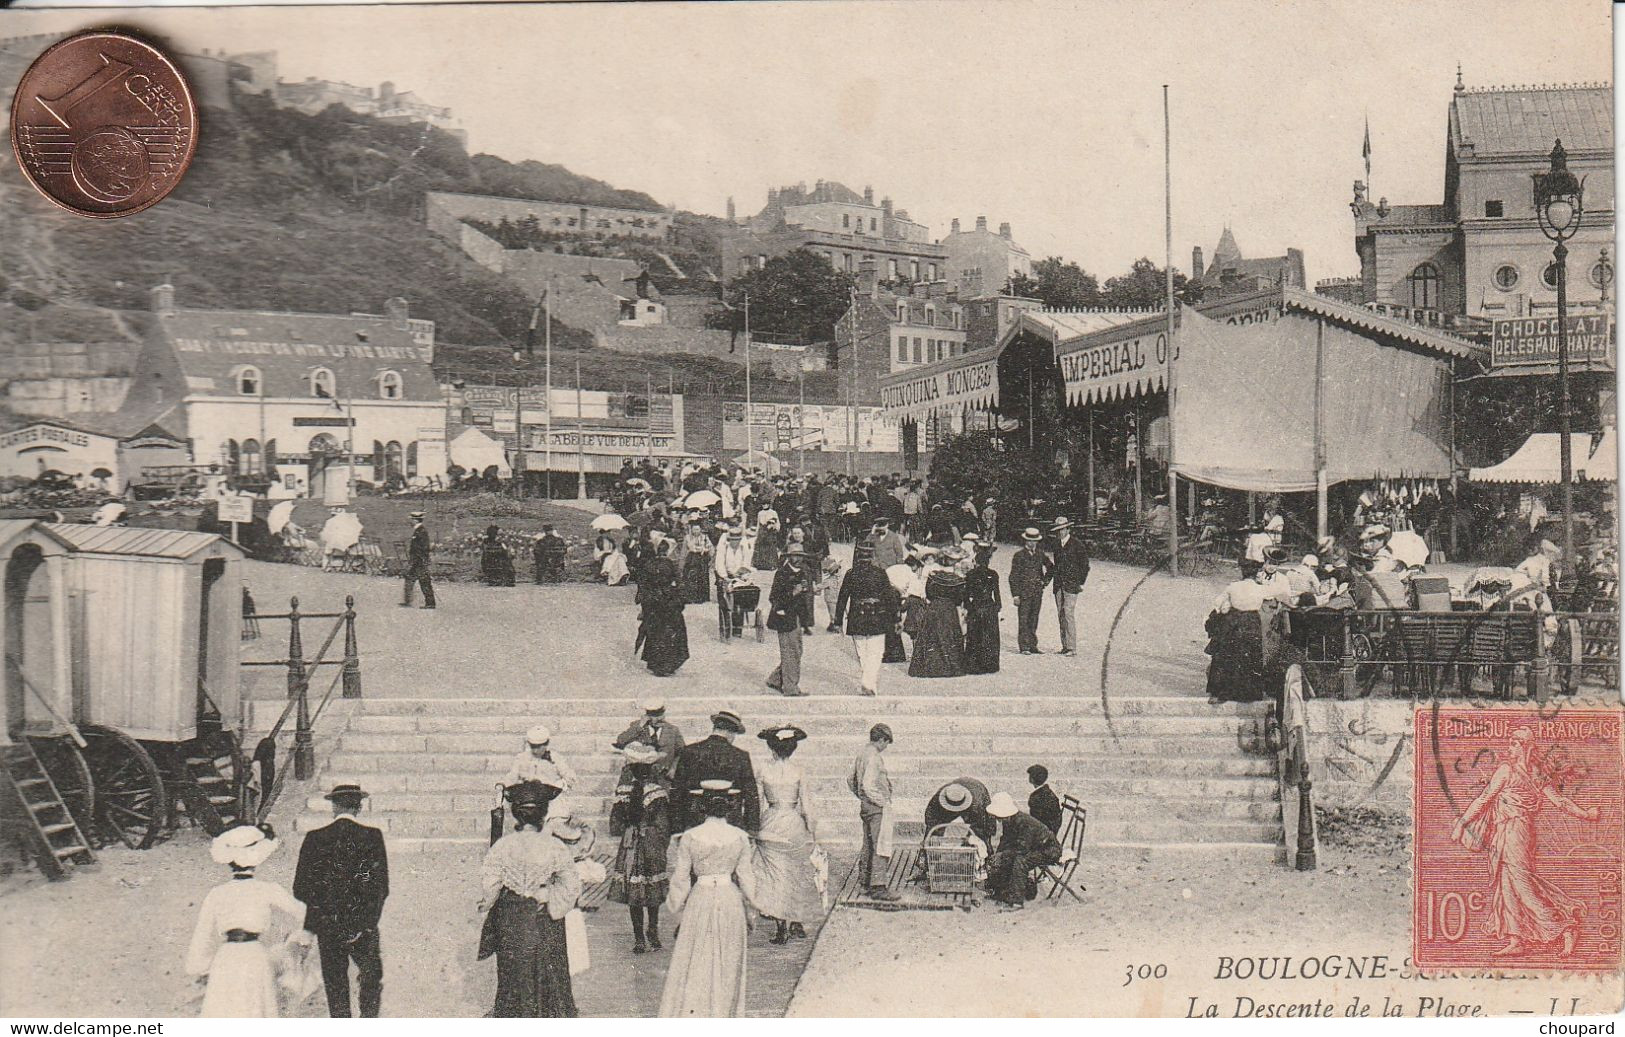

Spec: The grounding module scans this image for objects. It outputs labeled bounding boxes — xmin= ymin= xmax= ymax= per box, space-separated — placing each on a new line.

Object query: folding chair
xmin=1035 ymin=794 xmax=1087 ymax=902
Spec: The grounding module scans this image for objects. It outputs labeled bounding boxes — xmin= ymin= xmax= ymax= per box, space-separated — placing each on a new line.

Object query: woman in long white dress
xmin=659 ymin=780 xmax=759 ymax=1018
xmin=185 ymin=824 xmax=310 ymax=1018
xmin=751 ymin=726 xmax=823 ymax=944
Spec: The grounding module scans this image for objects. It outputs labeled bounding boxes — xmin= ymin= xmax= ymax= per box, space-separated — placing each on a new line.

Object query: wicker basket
xmin=923 ymin=822 xmax=979 ymax=894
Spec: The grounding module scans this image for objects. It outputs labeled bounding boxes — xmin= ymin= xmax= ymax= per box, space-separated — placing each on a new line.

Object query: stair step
xmin=40 ymin=822 xmax=77 ymax=835
xmin=358 ymin=697 xmax=1268 ymax=719
xmin=52 ymin=846 xmax=90 ymax=859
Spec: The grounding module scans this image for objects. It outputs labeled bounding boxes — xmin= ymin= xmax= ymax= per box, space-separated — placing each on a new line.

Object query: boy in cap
xmin=503 ymin=726 xmax=578 ymax=791
xmin=849 ymin=723 xmax=898 ymax=901
xmin=294 ymin=784 xmax=389 ymax=1017
xmin=1026 ymin=765 xmax=1062 ymax=835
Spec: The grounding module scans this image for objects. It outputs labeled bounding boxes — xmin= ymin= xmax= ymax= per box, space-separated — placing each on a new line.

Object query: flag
xmin=522 ymin=294 xmax=544 ymax=357
xmin=1362 ymin=115 xmax=1371 ymax=182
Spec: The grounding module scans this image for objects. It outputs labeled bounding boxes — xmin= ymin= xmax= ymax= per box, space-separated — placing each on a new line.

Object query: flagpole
xmin=743 ymin=292 xmax=753 ymax=465
xmin=1164 ymin=83 xmax=1180 ymax=577
xmin=645 ymin=371 xmax=654 ymax=466
xmin=575 ymin=358 xmax=586 ymax=500
xmin=545 ymin=275 xmax=553 ymax=500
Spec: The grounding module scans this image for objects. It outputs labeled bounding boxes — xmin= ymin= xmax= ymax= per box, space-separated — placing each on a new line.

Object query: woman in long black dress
xmin=607 ymin=742 xmax=671 ymax=954
xmin=481 ymin=525 xmax=516 ymax=586
xmin=680 ymin=523 xmax=713 ymax=604
xmin=639 ymin=540 xmax=690 ymax=676
xmin=909 ymin=562 xmax=967 ymax=677
xmin=478 ymin=783 xmax=579 ymax=1017
xmin=962 ymin=545 xmax=1002 ymax=674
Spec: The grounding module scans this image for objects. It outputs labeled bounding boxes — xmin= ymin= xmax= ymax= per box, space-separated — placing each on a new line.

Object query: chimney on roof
xmin=881 ymin=197 xmax=893 ymax=218
xmin=975 ymin=216 xmax=988 ymax=232
xmin=385 ymin=296 xmax=410 ymax=329
xmin=1192 ymin=246 xmax=1204 ymax=280
xmin=726 ymin=196 xmax=736 ymax=223
xmin=863 ymin=185 xmax=874 ymax=205
xmin=857 ymin=257 xmax=879 ymax=299
xmin=151 ymin=284 xmax=175 ymax=315
xmin=950 ymin=218 xmax=961 ymax=234
xmin=999 ymin=222 xmax=1011 ymax=239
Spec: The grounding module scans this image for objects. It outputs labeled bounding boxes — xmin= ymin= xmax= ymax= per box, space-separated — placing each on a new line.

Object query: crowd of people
xmin=180 ymin=698 xmax=1074 ymax=1019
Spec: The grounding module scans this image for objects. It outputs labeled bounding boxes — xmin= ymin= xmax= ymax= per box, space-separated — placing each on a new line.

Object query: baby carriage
xmin=717 ymin=578 xmax=764 ymax=641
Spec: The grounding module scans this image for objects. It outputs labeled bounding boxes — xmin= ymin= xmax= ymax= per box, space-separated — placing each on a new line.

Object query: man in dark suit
xmin=671 ymin=710 xmax=759 ymax=832
xmin=984 ymin=791 xmax=1062 ymax=910
xmin=293 ymin=784 xmax=390 ymax=1017
xmin=402 ymin=511 xmax=435 ymax=609
xmin=1048 ymin=516 xmax=1091 ymax=656
xmin=612 ymin=697 xmax=685 ymax=781
xmin=1027 ymin=764 xmax=1063 ymax=835
xmin=1008 ymin=527 xmax=1052 ymax=654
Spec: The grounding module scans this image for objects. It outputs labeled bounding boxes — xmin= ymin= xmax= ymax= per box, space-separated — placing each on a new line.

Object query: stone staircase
xmin=297 ymin=695 xmax=1284 ymax=863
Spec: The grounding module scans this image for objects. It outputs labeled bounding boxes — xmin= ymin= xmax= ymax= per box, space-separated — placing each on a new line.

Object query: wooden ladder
xmin=1 ymin=741 xmax=95 ymax=880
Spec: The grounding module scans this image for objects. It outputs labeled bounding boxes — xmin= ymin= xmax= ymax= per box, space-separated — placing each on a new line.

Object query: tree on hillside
xmin=707 ymin=249 xmax=855 ymax=346
xmin=1101 ymin=257 xmax=1196 ymax=309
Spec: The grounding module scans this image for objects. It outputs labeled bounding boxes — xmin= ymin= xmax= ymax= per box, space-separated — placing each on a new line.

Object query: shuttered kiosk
xmin=0 ymin=523 xmax=252 ymax=872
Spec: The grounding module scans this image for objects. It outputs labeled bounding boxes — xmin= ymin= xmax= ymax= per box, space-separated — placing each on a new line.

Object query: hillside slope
xmin=0 ymin=86 xmax=756 ymax=394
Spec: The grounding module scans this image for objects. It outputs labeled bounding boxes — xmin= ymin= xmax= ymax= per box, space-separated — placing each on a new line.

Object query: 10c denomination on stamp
xmin=1414 ymin=707 xmax=1622 ymax=972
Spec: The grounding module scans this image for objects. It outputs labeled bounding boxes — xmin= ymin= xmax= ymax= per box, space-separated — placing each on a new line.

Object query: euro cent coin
xmin=9 ymin=30 xmax=198 ymax=218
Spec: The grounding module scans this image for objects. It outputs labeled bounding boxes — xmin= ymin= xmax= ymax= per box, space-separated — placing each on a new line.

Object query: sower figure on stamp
xmin=1450 ymin=727 xmax=1602 ymax=957
xmin=402 ymin=511 xmax=435 ymax=609
xmin=293 ymin=784 xmax=389 ymax=1018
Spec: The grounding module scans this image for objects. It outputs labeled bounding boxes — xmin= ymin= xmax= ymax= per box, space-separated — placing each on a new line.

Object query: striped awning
xmin=877 ymin=353 xmax=1000 ymax=421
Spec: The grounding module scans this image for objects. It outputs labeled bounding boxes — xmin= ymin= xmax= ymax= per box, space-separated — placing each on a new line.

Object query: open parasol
xmin=590 ymin=513 xmax=630 ymax=532
xmin=624 ymin=477 xmax=651 ymax=490
xmin=1387 ymin=529 xmax=1429 ymax=568
xmin=682 ymin=489 xmax=721 ymax=509
xmin=320 ymin=511 xmax=364 ymax=552
xmin=267 ymin=500 xmax=297 ymax=536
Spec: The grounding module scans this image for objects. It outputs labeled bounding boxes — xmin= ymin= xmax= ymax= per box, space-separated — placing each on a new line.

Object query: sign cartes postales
xmin=1414 ymin=706 xmax=1623 ymax=973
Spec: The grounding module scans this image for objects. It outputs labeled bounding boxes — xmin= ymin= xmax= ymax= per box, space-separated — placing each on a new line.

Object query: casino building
xmin=116 ymin=285 xmax=448 ymax=498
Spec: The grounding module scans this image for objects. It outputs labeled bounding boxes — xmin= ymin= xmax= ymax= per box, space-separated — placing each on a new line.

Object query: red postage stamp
xmin=1414 ymin=707 xmax=1623 ymax=972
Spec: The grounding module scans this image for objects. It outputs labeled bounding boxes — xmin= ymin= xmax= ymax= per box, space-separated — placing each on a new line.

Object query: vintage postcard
xmin=0 ymin=0 xmax=1619 ymax=1021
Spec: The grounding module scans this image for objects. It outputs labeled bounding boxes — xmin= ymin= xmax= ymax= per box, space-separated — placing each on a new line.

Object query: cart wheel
xmin=25 ymin=735 xmax=96 ymax=843
xmin=80 ymin=724 xmax=168 ymax=849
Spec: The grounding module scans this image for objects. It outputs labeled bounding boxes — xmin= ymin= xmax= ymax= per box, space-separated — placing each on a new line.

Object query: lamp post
xmin=1532 ymin=138 xmax=1586 ymax=577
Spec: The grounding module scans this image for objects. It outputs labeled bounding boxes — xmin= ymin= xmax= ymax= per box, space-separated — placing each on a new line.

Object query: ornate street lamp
xmin=1532 ymin=139 xmax=1586 ymax=580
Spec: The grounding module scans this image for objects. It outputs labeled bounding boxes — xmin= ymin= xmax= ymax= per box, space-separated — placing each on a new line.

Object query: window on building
xmin=925 ymin=306 xmax=936 ymax=326
xmin=237 ymin=366 xmax=261 ymax=396
xmin=844 ymin=253 xmax=854 ymax=273
xmin=912 ymin=337 xmax=922 ymax=363
xmin=741 ymin=258 xmax=753 ymax=276
xmin=1493 ymin=264 xmax=1519 ymax=291
xmin=221 ymin=439 xmax=239 ymax=469
xmin=842 ymin=213 xmax=851 ymax=228
xmin=240 ymin=438 xmax=261 ymax=476
xmin=897 ymin=335 xmax=908 ymax=362
xmin=406 ymin=441 xmax=419 ymax=478
xmin=378 ymin=370 xmax=403 ymax=400
xmin=910 ymin=259 xmax=920 ymax=280
xmin=309 ymin=367 xmax=336 ymax=398
xmin=757 ymin=254 xmax=767 ymax=269
xmin=309 ymin=433 xmax=340 ymax=456
xmin=897 ymin=303 xmax=906 ymax=321
xmin=928 ymin=263 xmax=938 ymax=281
xmin=888 ymin=259 xmax=899 ymax=281
xmin=870 ymin=218 xmax=877 ymax=232
xmin=1592 ymin=258 xmax=1615 ymax=290
xmin=1408 ymin=263 xmax=1441 ymax=310
xmin=1543 ymin=262 xmax=1560 ymax=289
xmin=384 ymin=441 xmax=403 ymax=481
xmin=1484 ymin=200 xmax=1504 ymax=218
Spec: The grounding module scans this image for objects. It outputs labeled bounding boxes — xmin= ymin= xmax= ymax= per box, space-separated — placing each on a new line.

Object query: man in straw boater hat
xmin=401 ymin=510 xmax=436 ymax=609
xmin=1047 ymin=516 xmax=1090 ymax=657
xmin=293 ymin=784 xmax=389 ymax=1017
xmin=672 ymin=709 xmax=759 ymax=832
xmin=613 ymin=697 xmax=685 ymax=781
xmin=504 ymin=725 xmax=578 ymax=792
xmin=984 ymin=790 xmax=1063 ymax=911
xmin=834 ymin=538 xmax=902 ymax=696
xmin=1008 ymin=526 xmax=1053 ymax=654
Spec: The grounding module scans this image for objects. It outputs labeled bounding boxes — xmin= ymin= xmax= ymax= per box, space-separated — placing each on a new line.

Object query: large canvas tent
xmin=1170 ymin=301 xmax=1463 ymax=494
xmin=1468 ymin=431 xmax=1618 ymax=484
